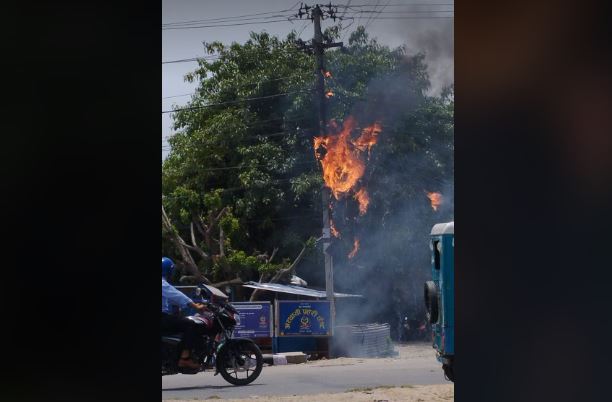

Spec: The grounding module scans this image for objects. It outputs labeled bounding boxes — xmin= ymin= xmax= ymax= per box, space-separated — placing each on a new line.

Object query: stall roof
xmin=242 ymin=282 xmax=363 ymax=298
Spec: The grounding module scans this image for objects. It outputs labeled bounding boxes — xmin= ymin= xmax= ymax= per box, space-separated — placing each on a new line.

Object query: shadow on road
xmin=162 ymin=383 xmax=264 ymax=392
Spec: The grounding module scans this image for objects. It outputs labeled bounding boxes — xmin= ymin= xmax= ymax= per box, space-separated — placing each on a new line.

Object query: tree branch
xmin=212 ymin=278 xmax=243 ymax=288
xmin=249 ymin=243 xmax=309 ymax=301
xmin=268 ymin=247 xmax=279 ymax=264
xmin=189 ymin=222 xmax=209 ymax=259
xmin=194 ymin=214 xmax=208 ymax=238
xmin=219 ymin=225 xmax=225 ymax=257
xmin=179 ymin=274 xmax=212 ymax=285
xmin=162 ymin=205 xmax=199 ymax=273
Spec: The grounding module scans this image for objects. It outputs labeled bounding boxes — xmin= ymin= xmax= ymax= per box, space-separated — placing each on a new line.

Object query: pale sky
xmin=162 ymin=0 xmax=454 ymax=159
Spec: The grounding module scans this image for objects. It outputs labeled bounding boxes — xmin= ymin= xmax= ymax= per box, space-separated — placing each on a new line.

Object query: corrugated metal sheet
xmin=242 ymin=282 xmax=363 ymax=298
xmin=333 ymin=324 xmax=394 ymax=358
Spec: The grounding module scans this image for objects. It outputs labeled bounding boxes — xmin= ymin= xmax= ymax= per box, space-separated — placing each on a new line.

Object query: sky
xmin=162 ymin=0 xmax=454 ymax=159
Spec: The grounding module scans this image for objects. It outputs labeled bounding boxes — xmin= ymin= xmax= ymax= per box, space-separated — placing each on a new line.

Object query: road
xmin=162 ymin=343 xmax=449 ymax=400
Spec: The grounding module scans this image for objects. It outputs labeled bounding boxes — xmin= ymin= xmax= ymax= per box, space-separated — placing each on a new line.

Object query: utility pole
xmin=313 ymin=5 xmax=335 ymax=326
xmin=294 ymin=3 xmax=343 ymax=334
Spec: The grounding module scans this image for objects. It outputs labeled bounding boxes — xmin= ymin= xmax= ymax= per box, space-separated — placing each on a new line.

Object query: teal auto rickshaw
xmin=424 ymin=221 xmax=454 ymax=381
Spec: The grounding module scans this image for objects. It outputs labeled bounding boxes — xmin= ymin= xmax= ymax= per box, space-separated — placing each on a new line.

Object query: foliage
xmin=162 ymin=25 xmax=454 ymax=304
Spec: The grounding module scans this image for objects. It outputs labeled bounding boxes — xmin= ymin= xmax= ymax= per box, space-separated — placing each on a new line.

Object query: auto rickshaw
xmin=424 ymin=221 xmax=454 ymax=381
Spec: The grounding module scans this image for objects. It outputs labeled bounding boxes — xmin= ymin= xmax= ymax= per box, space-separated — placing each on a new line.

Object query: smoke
xmin=372 ymin=10 xmax=454 ymax=96
xmin=323 ymin=61 xmax=454 ymax=340
xmin=405 ymin=20 xmax=454 ymax=96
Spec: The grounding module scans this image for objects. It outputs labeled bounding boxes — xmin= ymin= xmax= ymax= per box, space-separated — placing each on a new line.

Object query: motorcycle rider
xmin=161 ymin=257 xmax=206 ymax=370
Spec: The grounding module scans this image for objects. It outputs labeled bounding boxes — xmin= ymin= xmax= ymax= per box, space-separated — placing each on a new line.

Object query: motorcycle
xmin=161 ymin=285 xmax=264 ymax=386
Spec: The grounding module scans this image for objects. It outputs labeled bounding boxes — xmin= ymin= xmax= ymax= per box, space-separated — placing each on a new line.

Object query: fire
xmin=324 ymin=70 xmax=332 ymax=78
xmin=325 ymin=90 xmax=334 ymax=98
xmin=330 ymin=220 xmax=340 ymax=238
xmin=314 ymin=116 xmax=381 ymax=262
xmin=353 ymin=121 xmax=382 ymax=155
xmin=353 ymin=188 xmax=369 ymax=216
xmin=348 ymin=238 xmax=360 ymax=259
xmin=314 ymin=116 xmax=382 ymax=216
xmin=427 ymin=192 xmax=442 ymax=211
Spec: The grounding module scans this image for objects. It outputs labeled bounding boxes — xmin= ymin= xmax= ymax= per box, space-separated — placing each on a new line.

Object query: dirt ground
xmin=166 ymin=384 xmax=454 ymax=401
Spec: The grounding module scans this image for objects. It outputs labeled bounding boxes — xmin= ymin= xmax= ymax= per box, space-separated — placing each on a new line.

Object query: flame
xmin=348 ymin=238 xmax=360 ymax=259
xmin=427 ymin=192 xmax=442 ymax=211
xmin=354 ymin=188 xmax=369 ymax=216
xmin=325 ymin=90 xmax=334 ymax=98
xmin=353 ymin=121 xmax=382 ymax=154
xmin=324 ymin=70 xmax=332 ymax=78
xmin=314 ymin=116 xmax=382 ymax=216
xmin=330 ymin=220 xmax=340 ymax=238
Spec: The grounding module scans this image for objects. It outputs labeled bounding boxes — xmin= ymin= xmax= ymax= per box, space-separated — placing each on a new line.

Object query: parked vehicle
xmin=424 ymin=221 xmax=454 ymax=382
xmin=161 ymin=284 xmax=264 ymax=385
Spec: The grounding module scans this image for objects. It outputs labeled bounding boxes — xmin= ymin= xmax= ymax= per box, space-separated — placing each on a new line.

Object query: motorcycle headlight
xmin=233 ymin=313 xmax=241 ymax=325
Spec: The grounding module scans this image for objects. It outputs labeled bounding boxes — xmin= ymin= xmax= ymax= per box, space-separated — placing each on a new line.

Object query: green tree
xmin=162 ymin=25 xmax=453 ymax=311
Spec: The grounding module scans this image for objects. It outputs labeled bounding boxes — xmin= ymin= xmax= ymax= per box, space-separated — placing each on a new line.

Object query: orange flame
xmin=353 ymin=121 xmax=382 ymax=154
xmin=348 ymin=238 xmax=360 ymax=259
xmin=330 ymin=220 xmax=340 ymax=238
xmin=314 ymin=116 xmax=382 ymax=216
xmin=325 ymin=90 xmax=334 ymax=98
xmin=354 ymin=188 xmax=369 ymax=216
xmin=427 ymin=192 xmax=442 ymax=211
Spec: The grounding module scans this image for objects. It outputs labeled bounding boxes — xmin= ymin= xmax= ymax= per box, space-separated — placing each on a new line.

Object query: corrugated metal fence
xmin=332 ymin=324 xmax=395 ymax=358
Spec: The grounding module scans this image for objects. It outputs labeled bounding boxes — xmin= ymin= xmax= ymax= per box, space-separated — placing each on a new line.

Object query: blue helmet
xmin=162 ymin=257 xmax=175 ymax=278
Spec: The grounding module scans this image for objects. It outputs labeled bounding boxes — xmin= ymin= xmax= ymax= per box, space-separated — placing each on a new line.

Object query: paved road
xmin=162 ymin=344 xmax=448 ymax=400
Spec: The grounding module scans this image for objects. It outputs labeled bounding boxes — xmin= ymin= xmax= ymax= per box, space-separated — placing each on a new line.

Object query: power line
xmin=162 ymin=116 xmax=314 ymax=141
xmin=346 ymin=16 xmax=454 ymax=19
xmin=188 ymin=160 xmax=314 ymax=172
xmin=162 ymin=18 xmax=296 ymax=30
xmin=162 ymin=75 xmax=308 ymax=100
xmin=162 ymin=5 xmax=300 ymax=26
xmin=367 ymin=0 xmax=393 ymax=30
xmin=340 ymin=0 xmax=353 ymax=18
xmin=363 ymin=0 xmax=381 ymax=28
xmin=164 ymin=14 xmax=294 ymax=27
xmin=338 ymin=3 xmax=454 ymax=7
xmin=162 ymin=90 xmax=312 ymax=114
xmin=162 ymin=56 xmax=220 ymax=64
xmin=162 ymin=44 xmax=309 ymax=64
xmin=343 ymin=10 xmax=454 ymax=14
xmin=162 ymin=44 xmax=310 ymax=64
xmin=163 ymin=93 xmax=194 ymax=100
xmin=163 ymin=130 xmax=311 ymax=146
xmin=163 ymin=14 xmax=294 ymax=29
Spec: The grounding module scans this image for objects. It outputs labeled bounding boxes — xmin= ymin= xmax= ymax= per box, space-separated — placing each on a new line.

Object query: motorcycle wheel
xmin=216 ymin=341 xmax=263 ymax=386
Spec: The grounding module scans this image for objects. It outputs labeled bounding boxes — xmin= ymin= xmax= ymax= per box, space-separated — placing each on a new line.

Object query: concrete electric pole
xmin=294 ymin=3 xmax=343 ymax=330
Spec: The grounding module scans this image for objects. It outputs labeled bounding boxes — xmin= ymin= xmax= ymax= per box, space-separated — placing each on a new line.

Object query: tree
xmin=162 ymin=26 xmax=453 ymax=322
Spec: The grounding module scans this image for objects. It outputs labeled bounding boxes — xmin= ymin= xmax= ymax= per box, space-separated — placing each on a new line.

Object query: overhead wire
xmin=363 ymin=0 xmax=381 ymax=29
xmin=162 ymin=74 xmax=307 ymax=100
xmin=162 ymin=7 xmax=298 ymax=27
xmin=162 ymin=18 xmax=297 ymax=30
xmin=162 ymin=116 xmax=314 ymax=142
xmin=162 ymin=89 xmax=313 ymax=114
xmin=337 ymin=3 xmax=454 ymax=7
xmin=162 ymin=56 xmax=220 ymax=64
